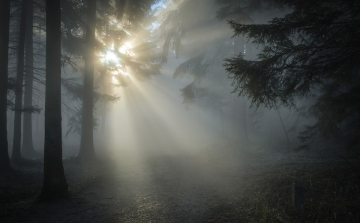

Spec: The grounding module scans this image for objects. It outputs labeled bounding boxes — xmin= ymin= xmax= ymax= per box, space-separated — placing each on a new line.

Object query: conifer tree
xmin=0 ymin=0 xmax=12 ymax=173
xmin=22 ymin=0 xmax=38 ymax=158
xmin=78 ymin=0 xmax=160 ymax=162
xmin=12 ymin=0 xmax=28 ymax=163
xmin=40 ymin=0 xmax=69 ymax=200
xmin=79 ymin=0 xmax=97 ymax=162
xmin=224 ymin=0 xmax=360 ymax=147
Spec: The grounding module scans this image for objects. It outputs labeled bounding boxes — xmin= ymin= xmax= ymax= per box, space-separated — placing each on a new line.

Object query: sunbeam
xmin=4 ymin=0 xmax=358 ymax=222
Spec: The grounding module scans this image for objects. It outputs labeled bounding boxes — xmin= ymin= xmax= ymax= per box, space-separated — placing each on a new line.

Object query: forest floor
xmin=1 ymin=144 xmax=360 ymax=222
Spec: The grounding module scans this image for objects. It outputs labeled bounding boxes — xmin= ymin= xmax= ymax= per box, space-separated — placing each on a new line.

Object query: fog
xmin=2 ymin=0 xmax=358 ymax=222
xmin=4 ymin=0 xmax=308 ymax=160
xmin=5 ymin=0 xmax=314 ymax=188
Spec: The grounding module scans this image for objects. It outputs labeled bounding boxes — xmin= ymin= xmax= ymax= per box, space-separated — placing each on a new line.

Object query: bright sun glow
xmin=100 ymin=42 xmax=136 ymax=84
xmin=119 ymin=42 xmax=135 ymax=56
xmin=104 ymin=51 xmax=119 ymax=64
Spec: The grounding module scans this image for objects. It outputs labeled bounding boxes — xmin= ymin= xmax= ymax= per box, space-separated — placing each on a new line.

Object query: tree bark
xmin=39 ymin=0 xmax=69 ymax=200
xmin=0 ymin=0 xmax=12 ymax=173
xmin=79 ymin=0 xmax=96 ymax=162
xmin=12 ymin=0 xmax=28 ymax=163
xmin=23 ymin=0 xmax=38 ymax=158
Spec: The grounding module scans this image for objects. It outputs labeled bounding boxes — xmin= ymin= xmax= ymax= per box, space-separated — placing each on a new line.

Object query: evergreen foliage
xmin=224 ymin=0 xmax=360 ymax=146
xmin=160 ymin=0 xmax=218 ymax=62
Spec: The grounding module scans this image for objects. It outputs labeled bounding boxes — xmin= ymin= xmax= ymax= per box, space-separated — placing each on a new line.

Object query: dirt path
xmin=1 ymin=149 xmax=249 ymax=222
xmin=78 ymin=151 xmax=248 ymax=222
xmin=2 ymin=148 xmax=359 ymax=222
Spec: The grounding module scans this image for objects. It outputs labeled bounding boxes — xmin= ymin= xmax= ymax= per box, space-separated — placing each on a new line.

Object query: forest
xmin=0 ymin=0 xmax=359 ymax=222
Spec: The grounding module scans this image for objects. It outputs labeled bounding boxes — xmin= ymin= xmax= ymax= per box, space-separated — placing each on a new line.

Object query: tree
xmin=216 ymin=0 xmax=274 ymax=143
xmin=159 ymin=0 xmax=253 ymax=141
xmin=79 ymin=0 xmax=98 ymax=162
xmin=23 ymin=0 xmax=39 ymax=158
xmin=78 ymin=0 xmax=160 ymax=162
xmin=0 ymin=0 xmax=12 ymax=173
xmin=224 ymin=0 xmax=360 ymax=147
xmin=39 ymin=0 xmax=69 ymax=200
xmin=12 ymin=0 xmax=28 ymax=163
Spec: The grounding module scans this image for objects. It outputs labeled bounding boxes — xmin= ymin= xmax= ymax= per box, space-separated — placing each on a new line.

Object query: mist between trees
xmin=0 ymin=0 xmax=359 ymax=221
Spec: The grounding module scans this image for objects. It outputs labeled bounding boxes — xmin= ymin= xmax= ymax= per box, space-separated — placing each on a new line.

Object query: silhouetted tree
xmin=0 ymin=0 xmax=12 ymax=173
xmin=215 ymin=0 xmax=274 ymax=142
xmin=79 ymin=0 xmax=97 ymax=162
xmin=225 ymin=0 xmax=360 ymax=148
xmin=160 ymin=0 xmax=250 ymax=141
xmin=12 ymin=0 xmax=28 ymax=163
xmin=22 ymin=0 xmax=39 ymax=158
xmin=39 ymin=0 xmax=69 ymax=200
xmin=78 ymin=0 xmax=160 ymax=162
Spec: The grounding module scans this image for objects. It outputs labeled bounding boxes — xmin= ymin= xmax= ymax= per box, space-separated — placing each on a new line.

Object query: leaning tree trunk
xmin=277 ymin=109 xmax=291 ymax=151
xmin=23 ymin=0 xmax=37 ymax=158
xmin=39 ymin=0 xmax=69 ymax=200
xmin=79 ymin=0 xmax=96 ymax=162
xmin=12 ymin=0 xmax=28 ymax=163
xmin=0 ymin=0 xmax=12 ymax=173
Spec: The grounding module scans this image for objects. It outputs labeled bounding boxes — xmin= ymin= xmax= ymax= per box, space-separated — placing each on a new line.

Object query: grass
xmin=235 ymin=151 xmax=360 ymax=222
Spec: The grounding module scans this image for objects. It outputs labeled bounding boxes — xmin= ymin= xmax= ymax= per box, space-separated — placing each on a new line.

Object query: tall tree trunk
xmin=100 ymin=22 xmax=109 ymax=138
xmin=0 ymin=0 xmax=12 ymax=173
xmin=235 ymin=36 xmax=245 ymax=55
xmin=23 ymin=0 xmax=37 ymax=158
xmin=245 ymin=40 xmax=254 ymax=60
xmin=7 ymin=111 xmax=14 ymax=147
xmin=277 ymin=110 xmax=291 ymax=150
xmin=234 ymin=37 xmax=249 ymax=143
xmin=230 ymin=94 xmax=237 ymax=140
xmin=12 ymin=0 xmax=28 ymax=163
xmin=39 ymin=0 xmax=69 ymax=200
xmin=100 ymin=103 xmax=107 ymax=136
xmin=79 ymin=0 xmax=96 ymax=162
xmin=241 ymin=98 xmax=248 ymax=142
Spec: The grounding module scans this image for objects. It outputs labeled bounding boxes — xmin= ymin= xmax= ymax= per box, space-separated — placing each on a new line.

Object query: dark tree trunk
xmin=235 ymin=36 xmax=245 ymax=55
xmin=7 ymin=111 xmax=14 ymax=147
xmin=277 ymin=110 xmax=291 ymax=150
xmin=12 ymin=0 xmax=28 ymax=163
xmin=0 ymin=0 xmax=12 ymax=173
xmin=39 ymin=0 xmax=69 ymax=200
xmin=241 ymin=98 xmax=248 ymax=141
xmin=245 ymin=40 xmax=254 ymax=60
xmin=234 ymin=37 xmax=249 ymax=143
xmin=79 ymin=0 xmax=96 ymax=162
xmin=23 ymin=0 xmax=37 ymax=158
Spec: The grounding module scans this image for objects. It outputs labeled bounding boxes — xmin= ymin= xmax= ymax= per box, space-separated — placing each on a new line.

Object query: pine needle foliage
xmin=224 ymin=0 xmax=360 ymax=145
xmin=173 ymin=53 xmax=208 ymax=83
